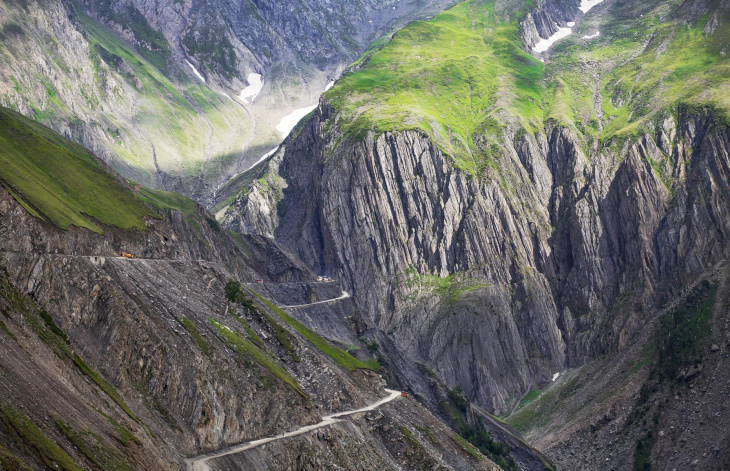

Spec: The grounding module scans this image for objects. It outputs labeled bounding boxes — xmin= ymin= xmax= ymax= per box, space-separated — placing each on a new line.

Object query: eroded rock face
xmin=0 ymin=186 xmax=354 ymax=455
xmin=208 ymin=400 xmax=498 ymax=471
xmin=223 ymin=102 xmax=730 ymax=412
xmin=0 ymin=180 xmax=517 ymax=468
xmin=521 ymin=0 xmax=581 ymax=48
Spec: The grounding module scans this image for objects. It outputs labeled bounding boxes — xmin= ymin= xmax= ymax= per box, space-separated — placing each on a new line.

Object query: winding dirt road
xmin=188 ymin=389 xmax=402 ymax=471
xmin=279 ymin=291 xmax=351 ymax=309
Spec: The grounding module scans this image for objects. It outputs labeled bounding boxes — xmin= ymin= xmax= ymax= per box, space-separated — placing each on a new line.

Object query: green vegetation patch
xmin=209 ymin=318 xmax=306 ymax=397
xmin=453 ymin=432 xmax=481 ymax=460
xmin=89 ymin=0 xmax=172 ymax=71
xmin=544 ymin=0 xmax=730 ymax=143
xmin=56 ymin=419 xmax=132 ymax=471
xmin=225 ymin=280 xmax=296 ymax=358
xmin=459 ymin=422 xmax=517 ymax=470
xmin=73 ymin=355 xmax=140 ymax=423
xmin=326 ymin=0 xmax=545 ymax=174
xmin=39 ymin=310 xmax=69 ymax=343
xmin=0 ymin=443 xmax=31 ymax=471
xmin=0 ymin=107 xmax=157 ymax=233
xmin=1 ymin=183 xmax=43 ymax=220
xmin=327 ymin=0 xmax=729 ymax=170
xmin=517 ymin=388 xmax=541 ymax=409
xmin=0 ymin=274 xmax=72 ymax=360
xmin=657 ymin=280 xmax=716 ymax=379
xmin=182 ymin=317 xmax=211 ymax=356
xmin=230 ymin=312 xmax=264 ymax=346
xmin=0 ymin=320 xmax=17 ymax=341
xmin=400 ymin=267 xmax=490 ymax=307
xmin=136 ymin=186 xmax=198 ymax=219
xmin=251 ymin=291 xmax=379 ymax=371
xmin=633 ymin=430 xmax=656 ymax=471
xmin=259 ymin=309 xmax=300 ymax=362
xmin=104 ymin=416 xmax=140 ymax=448
xmin=0 ymin=405 xmax=82 ymax=471
xmin=444 ymin=386 xmax=519 ymax=470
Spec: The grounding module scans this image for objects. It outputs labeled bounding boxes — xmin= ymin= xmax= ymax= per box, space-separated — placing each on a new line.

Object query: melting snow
xmin=552 ymin=372 xmax=560 ymax=382
xmin=238 ymin=73 xmax=264 ymax=103
xmin=185 ymin=60 xmax=206 ymax=83
xmin=248 ymin=147 xmax=279 ymax=170
xmin=532 ymin=26 xmax=573 ymax=53
xmin=579 ymin=0 xmax=605 ymax=13
xmin=582 ymin=31 xmax=600 ymax=39
xmin=531 ymin=0 xmax=605 ymax=54
xmin=276 ymin=105 xmax=318 ymax=138
xmin=325 ymin=81 xmax=335 ymax=92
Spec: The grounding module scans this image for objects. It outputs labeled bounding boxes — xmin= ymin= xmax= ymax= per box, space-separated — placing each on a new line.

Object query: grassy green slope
xmin=0 ymin=107 xmax=156 ymax=233
xmin=327 ymin=0 xmax=544 ymax=174
xmin=72 ymin=5 xmax=250 ymax=181
xmin=326 ymin=0 xmax=729 ymax=172
xmin=545 ymin=0 xmax=730 ymax=142
xmin=0 ymin=0 xmax=253 ymax=187
xmin=251 ymin=291 xmax=379 ymax=372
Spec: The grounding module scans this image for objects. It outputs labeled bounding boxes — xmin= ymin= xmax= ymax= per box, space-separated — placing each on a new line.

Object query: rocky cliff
xmin=221 ymin=0 xmax=730 ymax=419
xmin=0 ymin=107 xmax=509 ymax=470
xmin=228 ymin=99 xmax=730 ymax=415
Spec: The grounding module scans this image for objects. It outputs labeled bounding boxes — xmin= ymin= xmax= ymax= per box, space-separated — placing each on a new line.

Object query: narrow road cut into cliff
xmin=188 ymin=389 xmax=403 ymax=471
xmin=278 ymin=291 xmax=351 ymax=308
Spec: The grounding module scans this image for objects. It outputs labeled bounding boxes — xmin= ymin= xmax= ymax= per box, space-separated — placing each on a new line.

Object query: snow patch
xmin=579 ymin=0 xmax=605 ymax=13
xmin=185 ymin=60 xmax=206 ymax=83
xmin=248 ymin=147 xmax=279 ymax=170
xmin=238 ymin=73 xmax=264 ymax=103
xmin=325 ymin=81 xmax=335 ymax=92
xmin=582 ymin=31 xmax=600 ymax=39
xmin=567 ymin=21 xmax=575 ymax=27
xmin=552 ymin=372 xmax=560 ymax=382
xmin=276 ymin=105 xmax=318 ymax=138
xmin=532 ymin=26 xmax=573 ymax=53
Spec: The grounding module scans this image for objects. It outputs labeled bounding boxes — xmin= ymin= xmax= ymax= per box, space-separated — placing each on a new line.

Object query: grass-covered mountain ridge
xmin=324 ymin=0 xmax=729 ymax=174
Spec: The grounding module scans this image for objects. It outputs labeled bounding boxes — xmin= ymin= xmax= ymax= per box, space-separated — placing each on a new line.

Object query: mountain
xmin=0 ymin=106 xmax=521 ymax=470
xmin=220 ymin=0 xmax=730 ymax=468
xmin=2 ymin=0 xmax=729 ymax=469
xmin=0 ymin=0 xmax=455 ymax=202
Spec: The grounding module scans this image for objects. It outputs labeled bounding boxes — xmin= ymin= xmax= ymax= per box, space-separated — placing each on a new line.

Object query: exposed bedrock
xmin=521 ymin=0 xmax=582 ymax=49
xmin=224 ymin=101 xmax=730 ymax=413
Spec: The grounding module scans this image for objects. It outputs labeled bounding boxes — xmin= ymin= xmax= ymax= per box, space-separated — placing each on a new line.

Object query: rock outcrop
xmin=223 ymin=99 xmax=730 ymax=414
xmin=521 ymin=0 xmax=580 ymax=48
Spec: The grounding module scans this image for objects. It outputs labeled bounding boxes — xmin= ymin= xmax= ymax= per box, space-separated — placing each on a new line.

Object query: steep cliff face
xmin=221 ymin=0 xmax=730 ymax=414
xmin=229 ymin=102 xmax=730 ymax=412
xmin=520 ymin=0 xmax=579 ymax=48
xmin=506 ymin=264 xmax=730 ymax=470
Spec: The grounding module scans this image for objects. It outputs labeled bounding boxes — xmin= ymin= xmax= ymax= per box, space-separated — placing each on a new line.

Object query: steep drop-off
xmin=221 ymin=0 xmax=730 ymax=432
xmin=0 ymin=106 xmax=508 ymax=469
